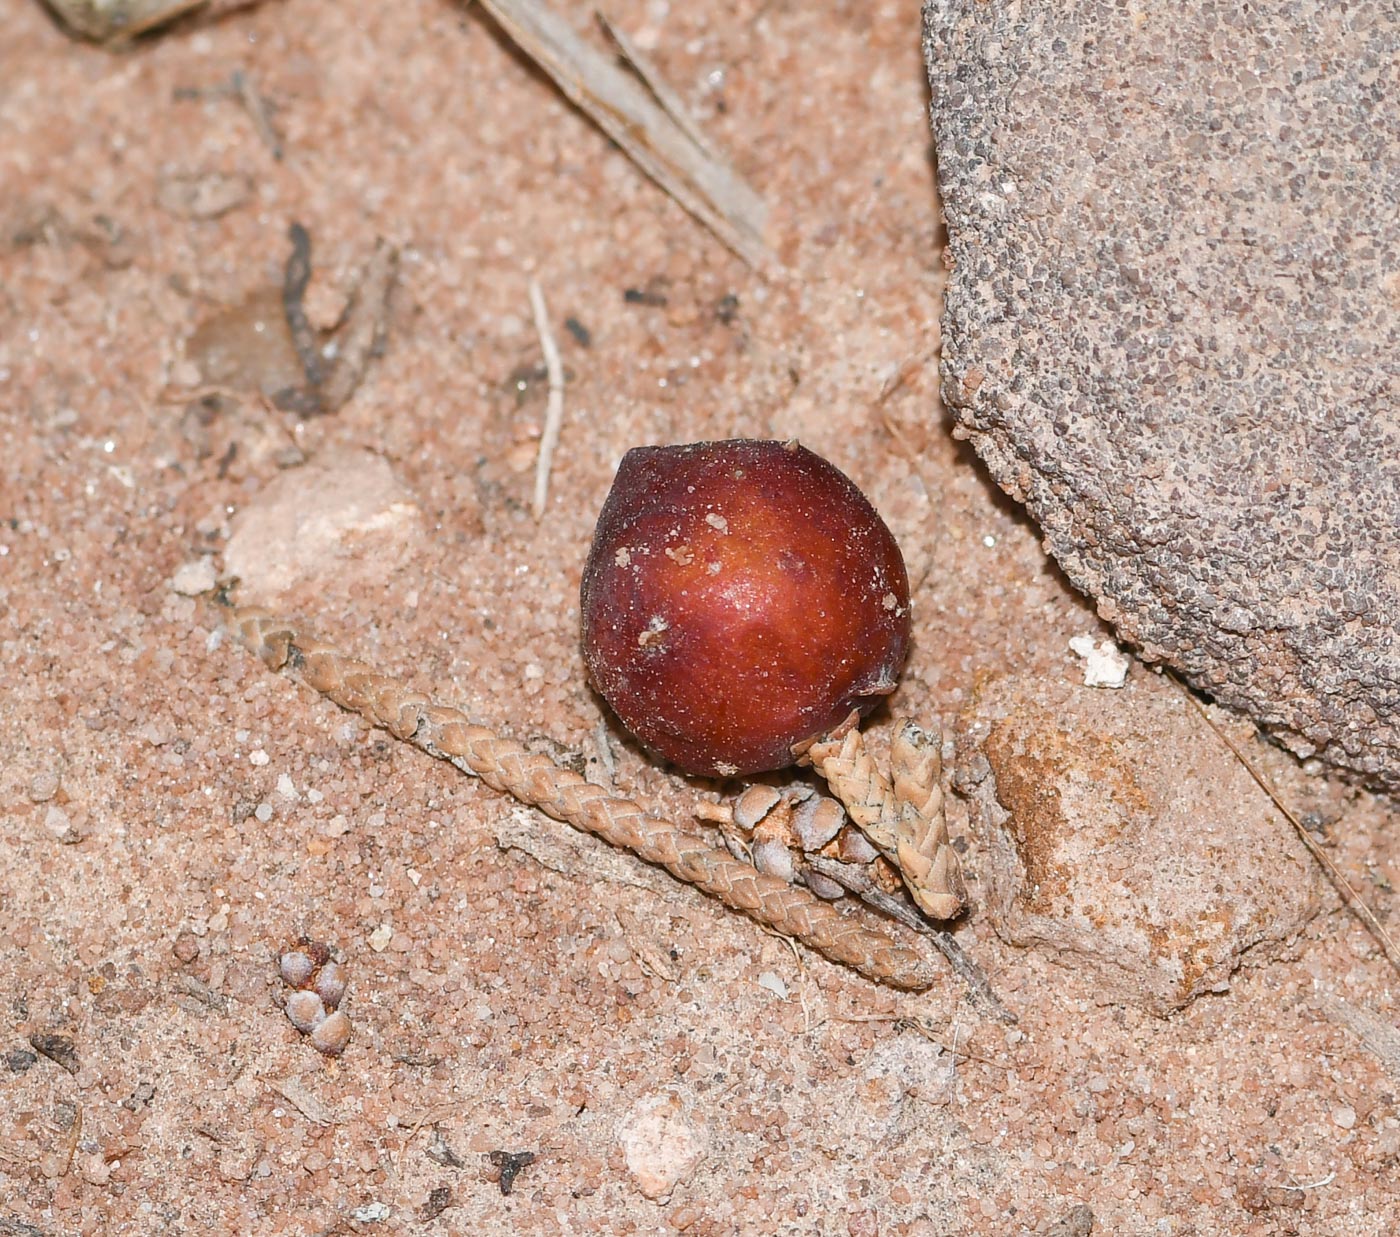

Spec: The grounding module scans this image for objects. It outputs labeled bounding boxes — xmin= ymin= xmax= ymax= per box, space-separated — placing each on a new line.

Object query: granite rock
xmin=923 ymin=1 xmax=1400 ymax=789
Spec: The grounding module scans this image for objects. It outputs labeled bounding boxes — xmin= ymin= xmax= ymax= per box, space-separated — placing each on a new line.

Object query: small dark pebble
xmin=391 ymin=1049 xmax=443 ymax=1068
xmin=421 ymin=1187 xmax=452 ymax=1221
xmin=623 ymin=286 xmax=667 ymax=307
xmin=564 ymin=317 xmax=591 ymax=347
xmin=28 ymin=1033 xmax=79 ymax=1076
xmin=1043 ymin=1203 xmax=1095 ymax=1237
xmin=5 ymin=1047 xmax=38 ymax=1074
xmin=487 ymin=1149 xmax=536 ymax=1196
xmin=122 ymin=1080 xmax=157 ymax=1111
xmin=715 ymin=293 xmax=740 ymax=325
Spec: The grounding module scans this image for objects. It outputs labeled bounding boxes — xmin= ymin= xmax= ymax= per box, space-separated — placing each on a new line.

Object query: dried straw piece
xmin=475 ymin=0 xmax=773 ymax=270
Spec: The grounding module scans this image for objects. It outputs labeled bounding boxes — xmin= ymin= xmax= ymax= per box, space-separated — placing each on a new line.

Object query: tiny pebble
xmin=1333 ymin=1106 xmax=1357 ymax=1130
xmin=173 ymin=932 xmax=201 ymax=964
xmin=314 ymin=960 xmax=347 ymax=1010
xmin=285 ymin=990 xmax=328 ymax=1034
xmin=368 ymin=924 xmax=393 ymax=952
xmin=349 ymin=1202 xmax=390 ymax=1223
xmin=279 ymin=950 xmax=316 ymax=988
xmin=171 ymin=557 xmax=217 ymax=596
xmin=43 ymin=806 xmax=72 ymax=838
xmin=28 ymin=1033 xmax=80 ymax=1075
xmin=254 ymin=802 xmax=273 ymax=823
xmin=27 ymin=770 xmax=60 ymax=803
xmin=311 ymin=1010 xmax=352 ymax=1057
xmin=757 ymin=971 xmax=788 ymax=999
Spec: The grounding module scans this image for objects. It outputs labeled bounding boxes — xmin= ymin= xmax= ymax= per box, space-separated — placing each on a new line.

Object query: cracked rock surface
xmin=955 ymin=671 xmax=1318 ymax=1015
xmin=923 ymin=0 xmax=1400 ymax=789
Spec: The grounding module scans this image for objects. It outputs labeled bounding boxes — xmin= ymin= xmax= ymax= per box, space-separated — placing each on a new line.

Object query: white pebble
xmin=43 ymin=806 xmax=72 ymax=838
xmin=1068 ymin=634 xmax=1132 ymax=689
xmin=616 ymin=1093 xmax=707 ymax=1202
xmin=170 ymin=558 xmax=217 ymax=596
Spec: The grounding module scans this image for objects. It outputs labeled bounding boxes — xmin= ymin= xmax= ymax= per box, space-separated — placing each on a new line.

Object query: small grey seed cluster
xmin=278 ymin=939 xmax=351 ymax=1057
xmin=725 ymin=784 xmax=871 ymax=900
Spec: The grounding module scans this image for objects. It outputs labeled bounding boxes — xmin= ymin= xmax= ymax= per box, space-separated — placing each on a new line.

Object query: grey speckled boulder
xmin=922 ymin=1 xmax=1400 ymax=789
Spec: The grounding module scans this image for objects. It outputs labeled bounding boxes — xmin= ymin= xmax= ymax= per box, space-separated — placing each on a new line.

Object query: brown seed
xmin=793 ymin=794 xmax=846 ymax=852
xmin=310 ymin=1010 xmax=351 ymax=1057
xmin=732 ymin=784 xmax=782 ymax=831
xmin=837 ymin=826 xmax=880 ymax=866
xmin=279 ymin=950 xmax=317 ymax=988
xmin=313 ymin=959 xmax=347 ymax=1010
xmin=285 ymin=990 xmax=327 ymax=1034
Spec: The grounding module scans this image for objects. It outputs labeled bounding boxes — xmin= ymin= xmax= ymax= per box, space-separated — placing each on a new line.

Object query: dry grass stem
xmin=1181 ymin=683 xmax=1400 ymax=974
xmin=475 ymin=0 xmax=773 ymax=269
xmin=528 ymin=277 xmax=566 ymax=520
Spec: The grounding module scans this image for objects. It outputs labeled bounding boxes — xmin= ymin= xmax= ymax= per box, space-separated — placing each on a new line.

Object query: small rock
xmin=28 ymin=1033 xmax=80 ymax=1075
xmin=42 ymin=805 xmax=74 ymax=840
xmin=27 ymin=770 xmax=60 ymax=803
xmin=223 ymin=449 xmax=422 ymax=603
xmin=156 ymin=169 xmax=253 ymax=221
xmin=5 ymin=1047 xmax=38 ymax=1073
xmin=1332 ymin=1106 xmax=1357 ymax=1130
xmin=957 ymin=671 xmax=1318 ymax=1013
xmin=756 ymin=972 xmax=788 ymax=999
xmin=368 ymin=923 xmax=393 ymax=953
xmin=173 ymin=932 xmax=201 ymax=964
xmin=171 ymin=557 xmax=217 ymax=596
xmin=616 ymin=1093 xmax=707 ymax=1202
xmin=1068 ymin=635 xmax=1131 ymax=689
xmin=349 ymin=1202 xmax=391 ymax=1223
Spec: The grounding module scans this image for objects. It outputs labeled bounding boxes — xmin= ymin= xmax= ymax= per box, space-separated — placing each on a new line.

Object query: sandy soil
xmin=2 ymin=1 xmax=1398 ymax=1234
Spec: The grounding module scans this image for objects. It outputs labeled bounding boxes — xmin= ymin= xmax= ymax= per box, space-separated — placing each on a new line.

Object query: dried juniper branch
xmin=218 ymin=604 xmax=937 ymax=991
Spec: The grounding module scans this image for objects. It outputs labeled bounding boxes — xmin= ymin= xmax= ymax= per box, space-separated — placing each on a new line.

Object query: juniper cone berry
xmin=581 ymin=439 xmax=911 ymax=777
